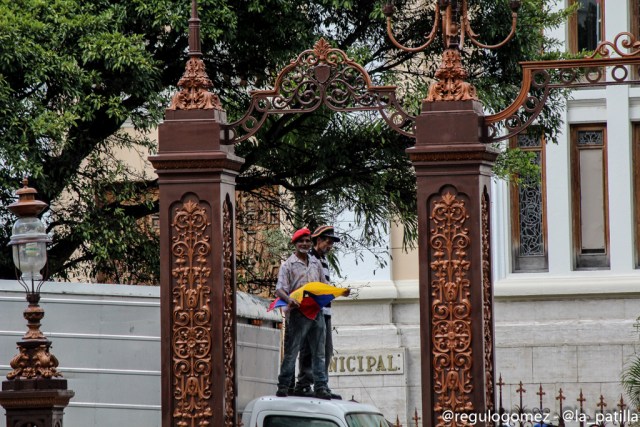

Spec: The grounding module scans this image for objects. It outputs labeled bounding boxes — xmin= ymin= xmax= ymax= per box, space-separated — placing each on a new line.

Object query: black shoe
xmin=293 ymin=386 xmax=314 ymax=397
xmin=275 ymin=386 xmax=288 ymax=397
xmin=329 ymin=392 xmax=342 ymax=400
xmin=315 ymin=388 xmax=331 ymax=400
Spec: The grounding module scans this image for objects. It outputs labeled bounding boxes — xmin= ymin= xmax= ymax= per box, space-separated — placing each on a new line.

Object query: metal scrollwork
xmin=223 ymin=38 xmax=415 ymax=143
xmin=430 ymin=190 xmax=474 ymax=427
xmin=590 ymin=32 xmax=640 ymax=58
xmin=482 ymin=189 xmax=495 ymax=417
xmin=171 ymin=198 xmax=213 ymax=426
xmin=485 ymin=32 xmax=640 ymax=143
xmin=222 ymin=196 xmax=236 ymax=427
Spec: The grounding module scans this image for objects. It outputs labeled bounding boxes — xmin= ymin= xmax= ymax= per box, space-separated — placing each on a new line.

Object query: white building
xmin=330 ymin=1 xmax=640 ymax=424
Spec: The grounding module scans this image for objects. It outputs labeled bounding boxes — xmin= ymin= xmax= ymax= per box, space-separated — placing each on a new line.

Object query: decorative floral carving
xmin=222 ymin=197 xmax=236 ymax=427
xmin=6 ymin=293 xmax=63 ymax=380
xmin=312 ymin=38 xmax=334 ymax=63
xmin=427 ymin=49 xmax=477 ymax=102
xmin=429 ymin=191 xmax=474 ymax=427
xmin=169 ymin=57 xmax=223 ymax=111
xmin=7 ymin=343 xmax=61 ymax=380
xmin=171 ymin=198 xmax=213 ymax=426
xmin=482 ymin=190 xmax=495 ymax=415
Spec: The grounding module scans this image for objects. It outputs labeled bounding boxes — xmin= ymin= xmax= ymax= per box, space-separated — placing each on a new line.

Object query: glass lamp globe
xmin=11 ymin=216 xmax=48 ymax=282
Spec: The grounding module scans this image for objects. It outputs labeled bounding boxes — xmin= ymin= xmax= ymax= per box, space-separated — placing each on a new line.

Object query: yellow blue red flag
xmin=268 ymin=282 xmax=349 ymax=319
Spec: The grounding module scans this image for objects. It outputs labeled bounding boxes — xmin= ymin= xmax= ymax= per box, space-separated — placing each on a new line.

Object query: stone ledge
xmin=495 ymin=274 xmax=640 ymax=299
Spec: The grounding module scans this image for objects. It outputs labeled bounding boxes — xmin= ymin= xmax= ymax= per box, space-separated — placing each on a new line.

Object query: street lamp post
xmin=0 ymin=179 xmax=74 ymax=427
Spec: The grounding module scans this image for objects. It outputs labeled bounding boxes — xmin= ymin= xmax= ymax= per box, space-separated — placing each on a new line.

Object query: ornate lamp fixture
xmin=5 ymin=179 xmax=59 ymax=381
xmin=383 ymin=0 xmax=521 ymax=101
xmin=0 ymin=179 xmax=73 ymax=427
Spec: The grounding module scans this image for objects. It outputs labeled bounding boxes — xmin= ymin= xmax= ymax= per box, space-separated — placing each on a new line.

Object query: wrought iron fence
xmin=387 ymin=375 xmax=635 ymax=427
xmin=494 ymin=376 xmax=634 ymax=427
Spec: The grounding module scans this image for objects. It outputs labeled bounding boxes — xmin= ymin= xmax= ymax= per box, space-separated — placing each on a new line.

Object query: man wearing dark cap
xmin=293 ymin=225 xmax=348 ymax=400
xmin=275 ymin=227 xmax=331 ymax=399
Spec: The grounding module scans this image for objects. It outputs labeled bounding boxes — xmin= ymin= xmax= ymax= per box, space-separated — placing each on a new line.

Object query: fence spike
xmin=578 ymin=390 xmax=586 ymax=427
xmin=537 ymin=384 xmax=546 ymax=410
xmin=498 ymin=373 xmax=505 ymax=417
xmin=557 ymin=388 xmax=566 ymax=427
xmin=413 ymin=408 xmax=421 ymax=427
xmin=619 ymin=395 xmax=627 ymax=427
xmin=597 ymin=394 xmax=607 ymax=412
xmin=618 ymin=394 xmax=627 ymax=411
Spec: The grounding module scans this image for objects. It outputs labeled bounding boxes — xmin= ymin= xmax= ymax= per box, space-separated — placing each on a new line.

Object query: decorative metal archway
xmin=485 ymin=32 xmax=640 ymax=142
xmin=149 ymin=1 xmax=640 ymax=426
xmin=221 ymin=38 xmax=415 ymax=143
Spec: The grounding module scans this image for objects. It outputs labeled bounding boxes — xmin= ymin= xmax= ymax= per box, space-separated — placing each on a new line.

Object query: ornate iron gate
xmin=150 ymin=1 xmax=640 ymax=426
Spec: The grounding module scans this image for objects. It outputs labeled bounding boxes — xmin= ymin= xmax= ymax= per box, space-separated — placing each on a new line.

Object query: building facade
xmin=329 ymin=1 xmax=640 ymax=424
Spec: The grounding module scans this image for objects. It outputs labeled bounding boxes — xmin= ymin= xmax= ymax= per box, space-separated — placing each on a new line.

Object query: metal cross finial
xmin=557 ymin=389 xmax=566 ymax=427
xmin=597 ymin=395 xmax=607 ymax=412
xmin=537 ymin=384 xmax=546 ymax=410
xmin=168 ymin=0 xmax=223 ymax=110
xmin=412 ymin=408 xmax=421 ymax=427
xmin=618 ymin=395 xmax=627 ymax=411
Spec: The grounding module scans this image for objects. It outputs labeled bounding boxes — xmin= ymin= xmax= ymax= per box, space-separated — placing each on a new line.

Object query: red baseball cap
xmin=291 ymin=227 xmax=311 ymax=243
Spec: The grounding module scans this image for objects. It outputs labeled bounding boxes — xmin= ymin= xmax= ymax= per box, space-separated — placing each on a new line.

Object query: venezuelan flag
xmin=267 ymin=282 xmax=349 ymax=319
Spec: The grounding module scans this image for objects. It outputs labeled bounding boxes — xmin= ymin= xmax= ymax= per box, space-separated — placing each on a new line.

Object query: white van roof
xmin=243 ymin=395 xmax=384 ymax=418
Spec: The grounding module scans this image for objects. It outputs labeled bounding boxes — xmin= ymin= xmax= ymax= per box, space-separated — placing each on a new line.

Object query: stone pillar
xmin=407 ymin=100 xmax=496 ymax=427
xmin=149 ymin=84 xmax=244 ymax=427
xmin=0 ymin=379 xmax=74 ymax=427
xmin=149 ymin=2 xmax=244 ymax=424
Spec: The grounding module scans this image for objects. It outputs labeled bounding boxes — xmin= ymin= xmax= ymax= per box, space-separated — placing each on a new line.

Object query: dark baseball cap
xmin=311 ymin=225 xmax=341 ymax=242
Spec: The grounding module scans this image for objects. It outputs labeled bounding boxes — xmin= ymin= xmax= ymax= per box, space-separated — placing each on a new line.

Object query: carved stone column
xmin=407 ymin=100 xmax=496 ymax=427
xmin=150 ymin=105 xmax=243 ymax=427
xmin=149 ymin=10 xmax=244 ymax=421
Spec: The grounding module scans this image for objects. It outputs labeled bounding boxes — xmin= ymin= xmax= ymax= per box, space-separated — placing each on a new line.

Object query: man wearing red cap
xmin=274 ymin=227 xmax=331 ymax=399
xmin=293 ymin=225 xmax=347 ymax=399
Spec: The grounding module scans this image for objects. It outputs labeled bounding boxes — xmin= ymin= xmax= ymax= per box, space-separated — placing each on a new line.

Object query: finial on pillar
xmin=189 ymin=0 xmax=202 ymax=57
xmin=168 ymin=0 xmax=223 ymax=110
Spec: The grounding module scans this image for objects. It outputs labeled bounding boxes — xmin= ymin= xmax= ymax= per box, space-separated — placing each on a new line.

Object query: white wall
xmin=0 ymin=281 xmax=282 ymax=427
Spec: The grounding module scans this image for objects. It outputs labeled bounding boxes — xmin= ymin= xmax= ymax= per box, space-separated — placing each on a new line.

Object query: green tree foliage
xmin=0 ymin=0 xmax=571 ymax=284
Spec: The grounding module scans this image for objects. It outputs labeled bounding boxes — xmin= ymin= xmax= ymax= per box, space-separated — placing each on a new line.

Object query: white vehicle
xmin=241 ymin=396 xmax=391 ymax=427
